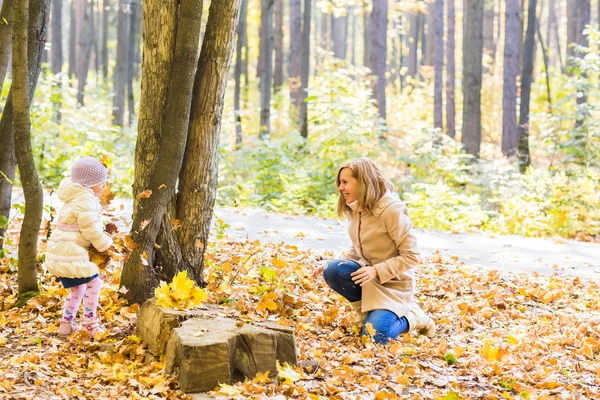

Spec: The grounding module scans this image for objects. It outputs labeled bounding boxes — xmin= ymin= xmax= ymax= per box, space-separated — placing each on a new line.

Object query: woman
xmin=313 ymin=158 xmax=435 ymax=344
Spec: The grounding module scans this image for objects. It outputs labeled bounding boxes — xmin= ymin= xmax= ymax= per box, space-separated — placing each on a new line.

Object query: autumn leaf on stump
xmin=155 ymin=270 xmax=208 ymax=310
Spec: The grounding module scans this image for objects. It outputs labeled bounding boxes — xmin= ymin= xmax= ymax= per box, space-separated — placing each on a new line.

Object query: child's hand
xmin=312 ymin=259 xmax=327 ymax=279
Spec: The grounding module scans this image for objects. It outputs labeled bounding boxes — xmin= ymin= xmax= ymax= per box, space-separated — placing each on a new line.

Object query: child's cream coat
xmin=44 ymin=179 xmax=112 ymax=278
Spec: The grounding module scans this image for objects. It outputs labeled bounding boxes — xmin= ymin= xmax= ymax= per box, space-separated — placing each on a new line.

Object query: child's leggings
xmin=61 ymin=276 xmax=102 ymax=322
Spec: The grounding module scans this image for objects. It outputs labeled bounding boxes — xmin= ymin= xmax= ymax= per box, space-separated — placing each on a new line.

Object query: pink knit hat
xmin=71 ymin=157 xmax=108 ymax=188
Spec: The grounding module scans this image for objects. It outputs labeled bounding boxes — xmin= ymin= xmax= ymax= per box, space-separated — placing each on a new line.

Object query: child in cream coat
xmin=45 ymin=157 xmax=113 ymax=337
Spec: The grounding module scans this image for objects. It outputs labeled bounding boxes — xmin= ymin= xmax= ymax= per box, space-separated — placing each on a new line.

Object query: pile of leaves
xmin=1 ymin=211 xmax=599 ymax=399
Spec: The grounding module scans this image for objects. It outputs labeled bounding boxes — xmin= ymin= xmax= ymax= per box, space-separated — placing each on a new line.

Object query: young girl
xmin=45 ymin=156 xmax=113 ymax=337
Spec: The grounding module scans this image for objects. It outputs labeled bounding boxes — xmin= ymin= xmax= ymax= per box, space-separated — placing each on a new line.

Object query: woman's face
xmin=338 ymin=168 xmax=358 ymax=204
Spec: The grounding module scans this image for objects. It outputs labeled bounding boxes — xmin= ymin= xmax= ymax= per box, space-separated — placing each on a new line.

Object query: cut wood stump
xmin=136 ymin=300 xmax=298 ymax=393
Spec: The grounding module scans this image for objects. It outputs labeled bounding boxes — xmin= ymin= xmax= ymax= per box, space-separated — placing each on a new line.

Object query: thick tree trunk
xmin=121 ymin=0 xmax=203 ymax=304
xmin=462 ymin=0 xmax=484 ymax=157
xmin=112 ymin=0 xmax=127 ymax=126
xmin=331 ymin=11 xmax=348 ymax=59
xmin=68 ymin=0 xmax=76 ymax=82
xmin=127 ymin=0 xmax=137 ymax=125
xmin=289 ymin=0 xmax=302 ymax=110
xmin=273 ymin=0 xmax=283 ymax=92
xmin=0 ymin=0 xmax=49 ymax=251
xmin=259 ymin=0 xmax=273 ymax=138
xmin=299 ymin=0 xmax=311 ymax=138
xmin=0 ymin=0 xmax=15 ymax=91
xmin=407 ymin=11 xmax=419 ymax=79
xmin=502 ymin=0 xmax=521 ymax=157
xmin=101 ymin=0 xmax=108 ymax=78
xmin=434 ymin=0 xmax=443 ymax=131
xmin=366 ymin=0 xmax=387 ymax=122
xmin=13 ymin=0 xmax=47 ymax=296
xmin=518 ymin=0 xmax=537 ymax=172
xmin=234 ymin=0 xmax=247 ymax=147
xmin=483 ymin=0 xmax=496 ymax=69
xmin=76 ymin=0 xmax=91 ymax=105
xmin=446 ymin=0 xmax=456 ymax=138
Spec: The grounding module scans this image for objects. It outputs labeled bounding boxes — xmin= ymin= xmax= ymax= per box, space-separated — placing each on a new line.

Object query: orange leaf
xmin=136 ymin=189 xmax=152 ymax=199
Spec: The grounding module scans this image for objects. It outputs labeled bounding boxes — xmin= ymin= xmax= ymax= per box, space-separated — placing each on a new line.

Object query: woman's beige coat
xmin=343 ymin=192 xmax=420 ymax=319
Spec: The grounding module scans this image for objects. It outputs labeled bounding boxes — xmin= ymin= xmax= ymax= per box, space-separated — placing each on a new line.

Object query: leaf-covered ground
xmin=1 ymin=215 xmax=600 ymax=399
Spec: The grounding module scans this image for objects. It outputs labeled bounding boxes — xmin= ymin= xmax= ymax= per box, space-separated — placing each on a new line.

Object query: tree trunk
xmin=518 ymin=0 xmax=537 ymax=172
xmin=91 ymin=0 xmax=99 ymax=79
xmin=257 ymin=2 xmax=266 ymax=79
xmin=299 ymin=0 xmax=311 ymax=138
xmin=434 ymin=0 xmax=443 ymax=131
xmin=13 ymin=0 xmax=48 ymax=296
xmin=483 ymin=0 xmax=496 ymax=69
xmin=407 ymin=11 xmax=419 ymax=79
xmin=446 ymin=0 xmax=456 ymax=138
xmin=502 ymin=0 xmax=521 ymax=157
xmin=68 ymin=0 xmax=76 ymax=82
xmin=424 ymin=2 xmax=434 ymax=66
xmin=120 ymin=0 xmax=204 ymax=304
xmin=566 ymin=0 xmax=576 ymax=61
xmin=362 ymin=1 xmax=368 ymax=67
xmin=537 ymin=21 xmax=552 ymax=114
xmin=331 ymin=10 xmax=348 ymax=59
xmin=112 ymin=0 xmax=127 ymax=126
xmin=462 ymin=0 xmax=484 ymax=157
xmin=366 ymin=0 xmax=387 ymax=122
xmin=51 ymin=0 xmax=63 ymax=121
xmin=127 ymin=0 xmax=137 ymax=125
xmin=574 ymin=0 xmax=590 ymax=129
xmin=0 ymin=0 xmax=15 ymax=91
xmin=0 ymin=0 xmax=49 ymax=251
xmin=546 ymin=0 xmax=558 ymax=68
xmin=350 ymin=5 xmax=356 ymax=65
xmin=76 ymin=0 xmax=91 ymax=105
xmin=273 ymin=0 xmax=283 ymax=93
xmin=234 ymin=0 xmax=247 ymax=147
xmin=259 ymin=0 xmax=273 ymax=139
xmin=289 ymin=0 xmax=302 ymax=110
xmin=101 ymin=0 xmax=109 ymax=78
xmin=320 ymin=9 xmax=329 ymax=51
xmin=176 ymin=0 xmax=241 ymax=290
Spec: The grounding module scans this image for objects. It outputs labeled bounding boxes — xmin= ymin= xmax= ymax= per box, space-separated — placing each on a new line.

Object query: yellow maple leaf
xmin=365 ymin=322 xmax=377 ymax=337
xmin=272 ymin=257 xmax=287 ymax=268
xmin=170 ymin=271 xmax=195 ymax=301
xmin=278 ymin=361 xmax=304 ymax=383
xmin=154 ymin=282 xmax=177 ymax=309
xmin=154 ymin=271 xmax=207 ymax=310
xmin=257 ymin=291 xmax=279 ymax=312
xmin=191 ymin=286 xmax=208 ymax=305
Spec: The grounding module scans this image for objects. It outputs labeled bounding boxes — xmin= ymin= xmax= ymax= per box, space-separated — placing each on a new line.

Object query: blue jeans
xmin=323 ymin=259 xmax=409 ymax=344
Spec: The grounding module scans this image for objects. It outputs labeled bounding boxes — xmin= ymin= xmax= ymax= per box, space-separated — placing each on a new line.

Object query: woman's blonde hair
xmin=336 ymin=158 xmax=393 ymax=217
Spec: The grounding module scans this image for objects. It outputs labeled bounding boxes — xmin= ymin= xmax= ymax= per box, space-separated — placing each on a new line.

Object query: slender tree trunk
xmin=407 ymin=11 xmax=419 ymax=79
xmin=242 ymin=0 xmax=249 ymax=94
xmin=176 ymin=0 xmax=242 ymax=288
xmin=332 ymin=10 xmax=348 ymax=59
xmin=446 ymin=0 xmax=456 ymax=138
xmin=546 ymin=0 xmax=557 ymax=68
xmin=127 ymin=0 xmax=137 ymax=125
xmin=566 ymin=0 xmax=576 ymax=62
xmin=462 ymin=0 xmax=484 ymax=157
xmin=518 ymin=0 xmax=537 ymax=172
xmin=76 ymin=0 xmax=91 ymax=105
xmin=14 ymin=0 xmax=47 ymax=296
xmin=320 ymin=9 xmax=329 ymax=51
xmin=259 ymin=0 xmax=273 ymax=138
xmin=366 ymin=0 xmax=387 ymax=122
xmin=51 ymin=0 xmax=63 ymax=121
xmin=424 ymin=2 xmax=434 ymax=66
xmin=289 ymin=0 xmax=302 ymax=110
xmin=0 ymin=0 xmax=15 ymax=91
xmin=257 ymin=2 xmax=266 ymax=79
xmin=351 ymin=5 xmax=356 ymax=65
xmin=575 ymin=0 xmax=590 ymax=129
xmin=121 ymin=0 xmax=204 ymax=304
xmin=299 ymin=0 xmax=311 ymax=138
xmin=0 ymin=0 xmax=49 ymax=251
xmin=434 ymin=0 xmax=444 ymax=131
xmin=483 ymin=0 xmax=496 ymax=69
xmin=362 ymin=1 xmax=368 ymax=66
xmin=537 ymin=22 xmax=552 ymax=114
xmin=101 ymin=0 xmax=108 ymax=79
xmin=68 ymin=0 xmax=76 ymax=82
xmin=112 ymin=0 xmax=127 ymax=126
xmin=273 ymin=0 xmax=283 ymax=93
xmin=235 ymin=0 xmax=247 ymax=147
xmin=502 ymin=0 xmax=521 ymax=157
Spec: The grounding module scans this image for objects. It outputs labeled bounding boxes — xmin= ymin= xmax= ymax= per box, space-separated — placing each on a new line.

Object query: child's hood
xmin=57 ymin=178 xmax=95 ymax=203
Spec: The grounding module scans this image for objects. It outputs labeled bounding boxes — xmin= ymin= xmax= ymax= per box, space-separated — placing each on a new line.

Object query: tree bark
xmin=331 ymin=10 xmax=348 ymax=59
xmin=407 ymin=10 xmax=419 ymax=79
xmin=289 ymin=0 xmax=302 ymax=110
xmin=259 ymin=0 xmax=273 ymax=139
xmin=176 ymin=0 xmax=242 ymax=291
xmin=112 ymin=0 xmax=127 ymax=126
xmin=537 ymin=22 xmax=552 ymax=114
xmin=120 ymin=0 xmax=204 ymax=304
xmin=483 ymin=0 xmax=496 ymax=69
xmin=0 ymin=0 xmax=15 ymax=91
xmin=566 ymin=0 xmax=576 ymax=61
xmin=350 ymin=5 xmax=356 ymax=65
xmin=574 ymin=0 xmax=590 ymax=129
xmin=76 ymin=0 xmax=91 ymax=105
xmin=299 ymin=0 xmax=311 ymax=138
xmin=518 ymin=0 xmax=537 ymax=172
xmin=68 ymin=0 xmax=76 ymax=82
xmin=366 ymin=0 xmax=387 ymax=122
xmin=461 ymin=0 xmax=484 ymax=157
xmin=13 ymin=0 xmax=47 ymax=296
xmin=546 ymin=0 xmax=558 ymax=68
xmin=424 ymin=2 xmax=435 ymax=66
xmin=127 ymin=0 xmax=137 ymax=125
xmin=51 ymin=0 xmax=63 ymax=121
xmin=502 ymin=0 xmax=520 ymax=157
xmin=101 ymin=0 xmax=109 ymax=78
xmin=273 ymin=0 xmax=283 ymax=92
xmin=434 ymin=0 xmax=444 ymax=131
xmin=234 ymin=0 xmax=247 ymax=147
xmin=446 ymin=0 xmax=456 ymax=138
xmin=0 ymin=0 xmax=49 ymax=251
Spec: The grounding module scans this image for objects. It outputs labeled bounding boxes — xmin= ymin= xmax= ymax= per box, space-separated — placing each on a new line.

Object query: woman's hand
xmin=351 ymin=266 xmax=377 ymax=286
xmin=312 ymin=260 xmax=327 ymax=279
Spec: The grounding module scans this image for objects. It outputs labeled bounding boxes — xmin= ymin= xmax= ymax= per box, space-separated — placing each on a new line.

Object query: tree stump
xmin=136 ymin=300 xmax=298 ymax=393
